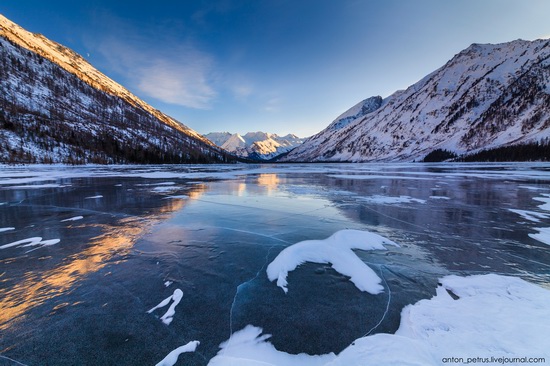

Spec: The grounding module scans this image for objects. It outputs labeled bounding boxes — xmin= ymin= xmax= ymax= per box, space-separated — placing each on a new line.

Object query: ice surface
xmin=155 ymin=341 xmax=200 ymax=366
xmin=0 ymin=227 xmax=15 ymax=232
xmin=60 ymin=216 xmax=84 ymax=222
xmin=2 ymin=163 xmax=550 ymax=364
xmin=211 ymin=274 xmax=550 ymax=365
xmin=266 ymin=229 xmax=399 ymax=294
xmin=147 ymin=289 xmax=184 ymax=325
xmin=1 ymin=163 xmax=549 ymax=189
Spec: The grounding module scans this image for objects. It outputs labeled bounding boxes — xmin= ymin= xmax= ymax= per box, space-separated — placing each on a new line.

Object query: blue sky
xmin=2 ymin=1 xmax=550 ymax=137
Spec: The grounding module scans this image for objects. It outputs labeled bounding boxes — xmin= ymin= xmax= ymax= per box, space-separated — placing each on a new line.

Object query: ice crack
xmin=0 ymin=354 xmax=29 ymax=366
xmin=226 ymin=242 xmax=279 ymax=353
xmin=364 ymin=265 xmax=392 ymax=336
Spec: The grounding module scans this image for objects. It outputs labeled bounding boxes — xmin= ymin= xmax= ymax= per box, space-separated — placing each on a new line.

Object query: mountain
xmin=281 ymin=39 xmax=550 ymax=162
xmin=204 ymin=131 xmax=304 ymax=160
xmin=0 ymin=14 xmax=235 ymax=164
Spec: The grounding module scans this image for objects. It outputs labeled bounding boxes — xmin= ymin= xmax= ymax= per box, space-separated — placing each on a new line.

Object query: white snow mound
xmin=266 ymin=229 xmax=399 ymax=295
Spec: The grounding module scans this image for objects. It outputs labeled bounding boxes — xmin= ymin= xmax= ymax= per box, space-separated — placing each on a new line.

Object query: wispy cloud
xmin=90 ymin=15 xmax=217 ymax=109
xmin=264 ymin=97 xmax=281 ymax=112
xmin=136 ymin=58 xmax=216 ymax=109
xmin=224 ymin=79 xmax=253 ymax=101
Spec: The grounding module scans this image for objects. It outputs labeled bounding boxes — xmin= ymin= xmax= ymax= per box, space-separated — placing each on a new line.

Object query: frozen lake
xmin=1 ymin=163 xmax=550 ymax=365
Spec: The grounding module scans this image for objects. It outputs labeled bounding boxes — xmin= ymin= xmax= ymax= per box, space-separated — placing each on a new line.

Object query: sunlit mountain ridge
xmin=0 ymin=14 xmax=235 ymax=164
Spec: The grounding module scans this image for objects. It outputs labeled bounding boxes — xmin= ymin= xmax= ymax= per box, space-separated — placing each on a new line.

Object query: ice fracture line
xmin=364 ymin=265 xmax=392 ymax=337
xmin=225 ymin=243 xmax=279 ymax=355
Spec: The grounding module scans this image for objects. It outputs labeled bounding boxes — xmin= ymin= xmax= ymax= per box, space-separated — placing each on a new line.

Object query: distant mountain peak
xmin=204 ymin=131 xmax=304 ymax=160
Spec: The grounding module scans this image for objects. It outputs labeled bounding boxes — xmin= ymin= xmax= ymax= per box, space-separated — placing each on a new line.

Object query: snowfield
xmin=210 ymin=274 xmax=550 ymax=366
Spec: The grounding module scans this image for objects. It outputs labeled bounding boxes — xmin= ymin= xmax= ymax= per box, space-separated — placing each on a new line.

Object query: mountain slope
xmin=281 ymin=39 xmax=550 ymax=162
xmin=204 ymin=131 xmax=304 ymax=160
xmin=0 ymin=14 xmax=234 ymax=164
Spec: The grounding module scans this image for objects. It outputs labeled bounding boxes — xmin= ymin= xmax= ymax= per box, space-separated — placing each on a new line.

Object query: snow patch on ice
xmin=60 ymin=216 xmax=84 ymax=222
xmin=164 ymin=281 xmax=173 ymax=287
xmin=519 ymin=185 xmax=547 ymax=191
xmin=0 ymin=237 xmax=60 ymax=250
xmin=523 ymin=194 xmax=550 ymax=244
xmin=529 ymin=227 xmax=550 ymax=245
xmin=393 ymin=274 xmax=550 ymax=360
xmin=266 ymin=229 xmax=399 ymax=295
xmin=4 ymin=183 xmax=68 ymax=189
xmin=209 ymin=325 xmax=336 ymax=366
xmin=151 ymin=186 xmax=181 ymax=193
xmin=84 ymin=195 xmax=103 ymax=199
xmin=508 ymin=209 xmax=550 ymax=223
xmin=210 ymin=274 xmax=550 ymax=366
xmin=329 ymin=174 xmax=431 ymax=181
xmin=358 ymin=195 xmax=426 ymax=205
xmin=533 ymin=193 xmax=550 ymax=211
xmin=429 ymin=195 xmax=450 ymax=200
xmin=21 ymin=238 xmax=60 ymax=247
xmin=0 ymin=227 xmax=15 ymax=232
xmin=162 ymin=195 xmax=189 ymax=200
xmin=154 ymin=182 xmax=176 ymax=186
xmin=155 ymin=340 xmax=200 ymax=366
xmin=147 ymin=289 xmax=184 ymax=325
xmin=135 ymin=182 xmax=176 ymax=186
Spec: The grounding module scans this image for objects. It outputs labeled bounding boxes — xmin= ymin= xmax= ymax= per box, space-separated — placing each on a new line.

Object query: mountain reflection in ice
xmin=0 ymin=178 xmax=206 ymax=332
xmin=1 ymin=163 xmax=549 ymax=365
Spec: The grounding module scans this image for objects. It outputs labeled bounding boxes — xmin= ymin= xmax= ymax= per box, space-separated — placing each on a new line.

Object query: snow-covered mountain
xmin=0 ymin=14 xmax=235 ymax=164
xmin=281 ymin=39 xmax=550 ymax=162
xmin=204 ymin=131 xmax=304 ymax=160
